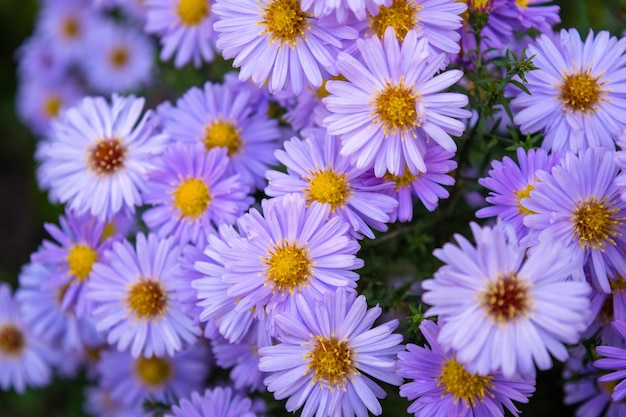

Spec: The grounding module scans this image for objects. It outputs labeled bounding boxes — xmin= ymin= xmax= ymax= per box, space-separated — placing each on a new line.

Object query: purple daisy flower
xmin=15 ymin=261 xmax=104 ymax=353
xmin=31 ymin=209 xmax=112 ymax=317
xmin=522 ymin=148 xmax=626 ymax=294
xmin=365 ymin=0 xmax=467 ymax=59
xmin=381 ymin=142 xmax=456 ymax=221
xmin=221 ymin=194 xmax=364 ymax=323
xmin=265 ymin=129 xmax=398 ymax=239
xmin=87 ymin=233 xmax=201 ymax=358
xmin=81 ymin=22 xmax=155 ymax=94
xmin=323 ymin=28 xmax=470 ymax=176
xmin=37 ymin=0 xmax=101 ymax=62
xmin=142 ymin=144 xmax=252 ymax=245
xmin=158 ymin=81 xmax=282 ymax=190
xmin=511 ymin=29 xmax=626 ymax=151
xmin=213 ymin=0 xmax=358 ymax=95
xmin=16 ymin=34 xmax=68 ymax=85
xmin=0 ymin=283 xmax=54 ymax=393
xmin=595 ymin=320 xmax=626 ymax=403
xmin=192 ymin=224 xmax=255 ymax=343
xmin=166 ymin=386 xmax=256 ymax=417
xmin=422 ymin=221 xmax=592 ymax=379
xmin=476 ymin=147 xmax=561 ymax=239
xmin=259 ymin=288 xmax=403 ymax=417
xmin=98 ymin=344 xmax=210 ymax=408
xmin=38 ymin=94 xmax=169 ymax=221
xmin=397 ymin=319 xmax=535 ymax=417
xmin=16 ymin=76 xmax=83 ymax=136
xmin=145 ymin=0 xmax=217 ymax=68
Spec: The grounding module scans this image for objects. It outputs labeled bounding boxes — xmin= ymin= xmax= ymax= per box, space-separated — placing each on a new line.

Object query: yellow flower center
xmin=369 ymin=0 xmax=419 ymax=42
xmin=374 ymin=79 xmax=420 ymax=137
xmin=177 ymin=0 xmax=210 ymax=26
xmin=306 ymin=335 xmax=356 ymax=389
xmin=572 ymin=196 xmax=623 ymax=250
xmin=67 ymin=244 xmax=98 ymax=282
xmin=467 ymin=0 xmax=491 ymax=11
xmin=262 ymin=0 xmax=310 ymax=47
xmin=125 ymin=279 xmax=167 ymax=320
xmin=108 ymin=46 xmax=130 ymax=69
xmin=385 ymin=168 xmax=418 ymax=190
xmin=89 ymin=139 xmax=126 ymax=175
xmin=513 ymin=183 xmax=536 ymax=215
xmin=480 ymin=274 xmax=531 ymax=324
xmin=43 ymin=95 xmax=62 ymax=118
xmin=437 ymin=357 xmax=494 ymax=406
xmin=315 ymin=75 xmax=347 ymax=99
xmin=559 ymin=71 xmax=604 ymax=113
xmin=135 ymin=356 xmax=173 ymax=386
xmin=515 ymin=0 xmax=528 ymax=7
xmin=611 ymin=275 xmax=626 ymax=293
xmin=203 ymin=118 xmax=242 ymax=156
xmin=173 ymin=178 xmax=211 ymax=219
xmin=263 ymin=241 xmax=311 ymax=295
xmin=304 ymin=167 xmax=350 ymax=212
xmin=61 ymin=16 xmax=80 ymax=40
xmin=0 ymin=324 xmax=25 ymax=357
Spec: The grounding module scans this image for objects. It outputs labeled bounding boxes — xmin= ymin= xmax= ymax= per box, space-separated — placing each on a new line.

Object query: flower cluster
xmin=7 ymin=1 xmax=626 ymax=417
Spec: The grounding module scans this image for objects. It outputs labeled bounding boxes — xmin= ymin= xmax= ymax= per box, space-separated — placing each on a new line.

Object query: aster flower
xmin=365 ymin=0 xmax=466 ymax=58
xmin=522 ymin=147 xmax=626 ymax=294
xmin=422 ymin=221 xmax=592 ymax=379
xmin=221 ymin=194 xmax=364 ymax=322
xmin=0 ymin=283 xmax=53 ymax=393
xmin=38 ymin=94 xmax=169 ymax=221
xmin=81 ymin=22 xmax=155 ymax=94
xmin=16 ymin=76 xmax=83 ymax=136
xmin=382 ymin=142 xmax=456 ymax=222
xmin=511 ymin=29 xmax=626 ymax=151
xmin=142 ymin=144 xmax=252 ymax=245
xmin=265 ymin=129 xmax=398 ymax=239
xmin=16 ymin=34 xmax=68 ymax=85
xmin=37 ymin=0 xmax=102 ymax=62
xmin=323 ymin=27 xmax=470 ymax=176
xmin=98 ymin=344 xmax=210 ymax=408
xmin=16 ymin=261 xmax=103 ymax=353
xmin=167 ymin=387 xmax=256 ymax=417
xmin=476 ymin=147 xmax=561 ymax=238
xmin=145 ymin=0 xmax=217 ymax=68
xmin=87 ymin=233 xmax=200 ymax=357
xmin=213 ymin=0 xmax=358 ymax=95
xmin=31 ymin=209 xmax=112 ymax=317
xmin=397 ymin=319 xmax=535 ymax=417
xmin=192 ymin=224 xmax=256 ymax=343
xmin=158 ymin=81 xmax=281 ymax=190
xmin=259 ymin=288 xmax=403 ymax=417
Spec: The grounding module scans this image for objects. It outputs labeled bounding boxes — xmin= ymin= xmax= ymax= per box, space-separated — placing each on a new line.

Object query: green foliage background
xmin=0 ymin=1 xmax=625 ymax=416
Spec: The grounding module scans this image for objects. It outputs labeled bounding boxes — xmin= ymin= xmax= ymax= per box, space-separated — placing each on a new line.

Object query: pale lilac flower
xmin=213 ymin=0 xmax=358 ymax=95
xmin=259 ymin=288 xmax=403 ymax=417
xmin=323 ymin=28 xmax=470 ymax=176
xmin=422 ymin=221 xmax=592 ymax=379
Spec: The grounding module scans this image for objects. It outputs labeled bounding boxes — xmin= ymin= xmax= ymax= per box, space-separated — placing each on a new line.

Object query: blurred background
xmin=0 ymin=0 xmax=625 ymax=416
